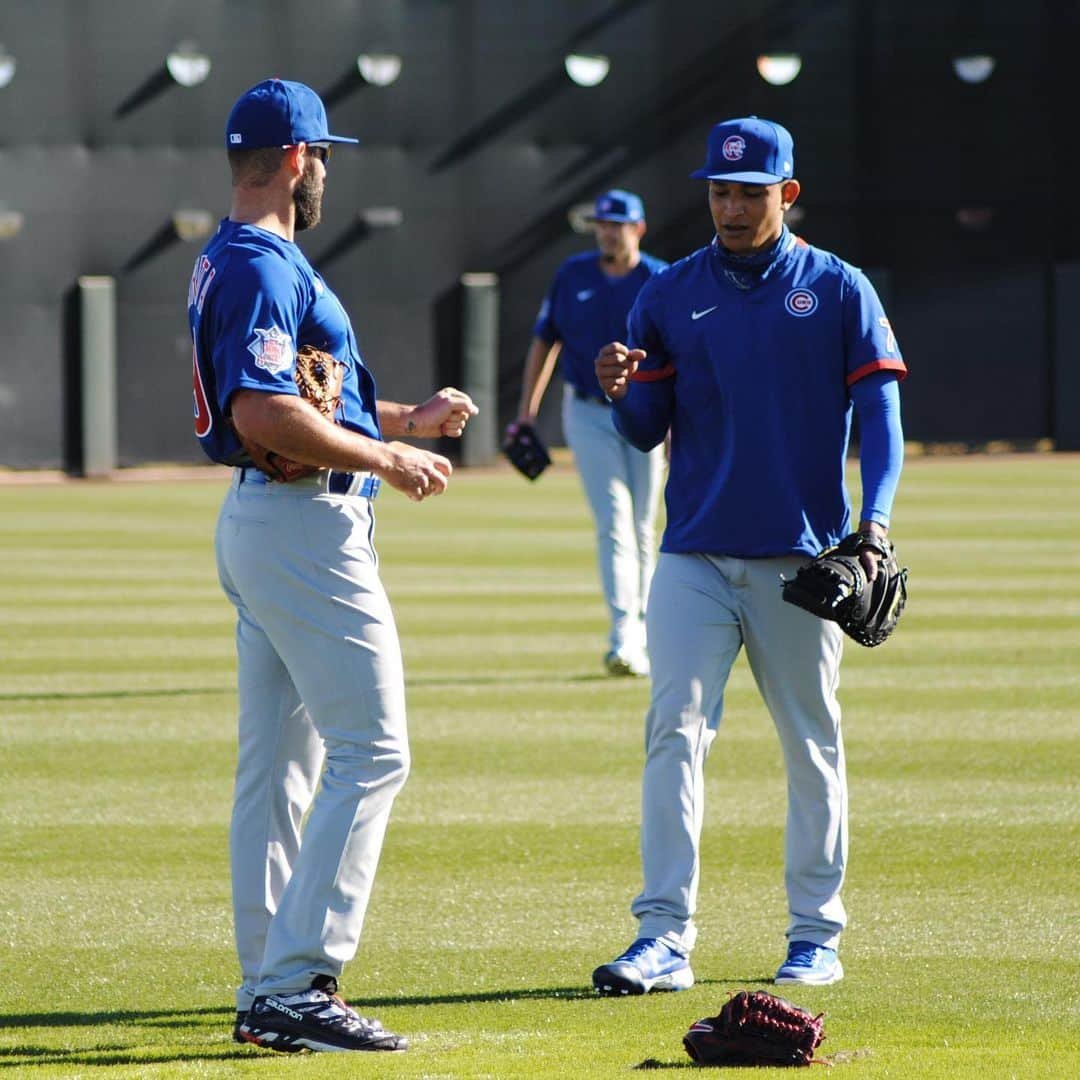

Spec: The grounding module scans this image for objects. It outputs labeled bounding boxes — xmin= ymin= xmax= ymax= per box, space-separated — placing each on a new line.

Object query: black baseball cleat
xmin=232 ymin=1010 xmax=247 ymax=1044
xmin=237 ymin=975 xmax=407 ymax=1053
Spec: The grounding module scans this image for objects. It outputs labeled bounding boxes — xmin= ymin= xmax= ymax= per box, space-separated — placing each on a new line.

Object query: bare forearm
xmin=516 ymin=338 xmax=560 ymax=422
xmin=232 ymin=390 xmax=394 ymax=473
xmin=377 ymin=400 xmax=420 ymax=438
xmin=232 ymin=389 xmax=457 ymax=502
xmin=378 ymin=386 xmax=478 ymax=438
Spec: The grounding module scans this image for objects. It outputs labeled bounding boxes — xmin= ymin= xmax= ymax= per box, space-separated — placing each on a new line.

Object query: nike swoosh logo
xmin=576 ymin=289 xmax=595 ymax=302
xmin=691 ymin=305 xmax=718 ymax=321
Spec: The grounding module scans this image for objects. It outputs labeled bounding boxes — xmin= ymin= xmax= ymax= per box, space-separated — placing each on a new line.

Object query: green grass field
xmin=1 ymin=453 xmax=1078 ymax=1078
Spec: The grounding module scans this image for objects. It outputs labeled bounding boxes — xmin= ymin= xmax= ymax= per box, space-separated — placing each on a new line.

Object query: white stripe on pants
xmin=215 ymin=471 xmax=409 ymax=1008
xmin=633 ymin=551 xmax=847 ymax=954
xmin=561 ymin=385 xmax=665 ymax=657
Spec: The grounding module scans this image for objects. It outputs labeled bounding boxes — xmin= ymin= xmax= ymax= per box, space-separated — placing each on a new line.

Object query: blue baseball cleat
xmin=592 ymin=937 xmax=694 ymax=995
xmin=774 ymin=940 xmax=844 ymax=986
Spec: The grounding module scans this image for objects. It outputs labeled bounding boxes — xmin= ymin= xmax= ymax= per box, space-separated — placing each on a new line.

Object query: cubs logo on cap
xmin=691 ymin=117 xmax=794 ymax=184
xmin=722 ymin=135 xmax=746 ymax=161
xmin=585 ymin=189 xmax=645 ymax=223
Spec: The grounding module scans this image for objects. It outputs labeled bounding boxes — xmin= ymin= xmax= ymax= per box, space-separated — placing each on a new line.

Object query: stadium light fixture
xmin=357 ymin=53 xmax=402 ymax=87
xmin=0 ymin=208 xmax=24 ymax=239
xmin=172 ymin=209 xmax=214 ymax=243
xmin=166 ymin=42 xmax=211 ymax=88
xmin=564 ymin=53 xmax=610 ymax=87
xmin=360 ymin=206 xmax=404 ymax=229
xmin=956 ymin=207 xmax=995 ymax=230
xmin=322 ymin=53 xmax=402 ymax=107
xmin=122 ymin=209 xmax=214 ymax=273
xmin=952 ymin=55 xmax=995 ymax=84
xmin=756 ymin=53 xmax=802 ymax=86
xmin=0 ymin=47 xmax=15 ymax=89
xmin=567 ymin=201 xmax=596 ymax=235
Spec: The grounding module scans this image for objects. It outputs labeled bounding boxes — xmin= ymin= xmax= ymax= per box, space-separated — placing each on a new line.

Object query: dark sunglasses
xmin=282 ymin=142 xmax=333 ymax=164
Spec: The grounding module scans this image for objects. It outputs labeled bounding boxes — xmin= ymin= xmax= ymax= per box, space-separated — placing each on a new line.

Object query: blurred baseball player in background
xmin=591 ymin=117 xmax=906 ymax=994
xmin=187 ymin=78 xmax=476 ymax=1053
xmin=507 ymin=191 xmax=668 ymax=677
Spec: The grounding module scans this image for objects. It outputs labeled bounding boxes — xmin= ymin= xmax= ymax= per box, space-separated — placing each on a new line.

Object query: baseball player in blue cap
xmin=508 ymin=190 xmax=668 ymax=676
xmin=591 ymin=117 xmax=906 ymax=994
xmin=188 ymin=78 xmax=477 ymax=1053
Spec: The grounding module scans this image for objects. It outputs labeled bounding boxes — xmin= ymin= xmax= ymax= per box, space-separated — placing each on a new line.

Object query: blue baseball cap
xmin=586 ymin=189 xmax=645 ymax=223
xmin=690 ymin=117 xmax=794 ymax=184
xmin=226 ymin=78 xmax=359 ymax=149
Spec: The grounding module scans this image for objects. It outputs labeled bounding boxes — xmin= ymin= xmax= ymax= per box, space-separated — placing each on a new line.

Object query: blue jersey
xmin=615 ymin=229 xmax=906 ymax=558
xmin=188 ymin=218 xmax=380 ymax=466
xmin=533 ymin=250 xmax=668 ymax=401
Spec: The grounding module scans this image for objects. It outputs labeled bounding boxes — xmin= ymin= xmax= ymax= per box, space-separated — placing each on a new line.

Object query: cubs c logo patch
xmin=722 ymin=135 xmax=746 ymax=161
xmin=247 ymin=326 xmax=294 ymax=374
xmin=784 ymin=289 xmax=818 ymax=317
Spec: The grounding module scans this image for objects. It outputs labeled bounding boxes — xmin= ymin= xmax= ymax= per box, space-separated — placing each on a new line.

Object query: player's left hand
xmin=409 ymin=388 xmax=479 ymax=438
xmin=856 ymin=520 xmax=888 ymax=581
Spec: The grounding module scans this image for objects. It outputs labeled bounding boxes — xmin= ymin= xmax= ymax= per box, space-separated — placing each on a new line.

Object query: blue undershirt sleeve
xmin=851 ymin=371 xmax=904 ymax=527
xmin=611 ymin=283 xmax=674 ymax=450
xmin=611 ymin=380 xmax=673 ymax=451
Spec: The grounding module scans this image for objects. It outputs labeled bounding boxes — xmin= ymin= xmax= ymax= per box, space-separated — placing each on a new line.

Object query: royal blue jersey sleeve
xmin=843 ymin=272 xmax=906 ymax=387
xmin=532 ymin=267 xmax=563 ymax=345
xmin=208 ymin=253 xmax=309 ymax=412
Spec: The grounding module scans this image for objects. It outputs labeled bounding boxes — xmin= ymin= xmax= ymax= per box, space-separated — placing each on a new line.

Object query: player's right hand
xmin=595 ymin=341 xmax=646 ymax=400
xmin=381 ymin=441 xmax=452 ymax=502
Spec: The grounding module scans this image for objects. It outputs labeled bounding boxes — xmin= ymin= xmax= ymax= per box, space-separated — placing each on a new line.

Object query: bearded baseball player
xmin=508 ymin=190 xmax=668 ymax=677
xmin=591 ymin=117 xmax=906 ymax=994
xmin=187 ymin=78 xmax=476 ymax=1053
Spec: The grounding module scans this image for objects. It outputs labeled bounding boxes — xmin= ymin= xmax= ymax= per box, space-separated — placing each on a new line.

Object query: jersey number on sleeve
xmin=193 ymin=345 xmax=213 ymax=438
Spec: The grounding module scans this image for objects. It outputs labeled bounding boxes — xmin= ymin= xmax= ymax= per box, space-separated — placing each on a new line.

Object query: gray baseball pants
xmin=632 ymin=552 xmax=848 ymax=954
xmin=561 ymin=386 xmax=665 ymax=659
xmin=216 ymin=468 xmax=409 ymax=1011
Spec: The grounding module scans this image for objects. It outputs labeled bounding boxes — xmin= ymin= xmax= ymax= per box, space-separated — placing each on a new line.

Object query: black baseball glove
xmin=502 ymin=422 xmax=551 ymax=481
xmin=683 ymin=991 xmax=826 ymax=1067
xmin=781 ymin=531 xmax=908 ymax=648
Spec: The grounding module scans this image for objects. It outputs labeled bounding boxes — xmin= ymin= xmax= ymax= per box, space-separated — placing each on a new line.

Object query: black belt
xmin=572 ymin=387 xmax=610 ymax=406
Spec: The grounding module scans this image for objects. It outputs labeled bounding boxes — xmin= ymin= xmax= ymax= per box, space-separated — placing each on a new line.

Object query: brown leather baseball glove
xmin=234 ymin=344 xmax=345 ymax=482
xmin=683 ymin=991 xmax=826 ymax=1067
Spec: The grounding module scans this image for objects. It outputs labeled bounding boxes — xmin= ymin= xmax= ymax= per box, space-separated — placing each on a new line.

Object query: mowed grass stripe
xmin=0 ymin=455 xmax=1077 ymax=1077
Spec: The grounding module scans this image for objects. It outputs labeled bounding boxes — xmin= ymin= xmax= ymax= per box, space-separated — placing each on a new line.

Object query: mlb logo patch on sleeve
xmin=247 ymin=326 xmax=295 ymax=374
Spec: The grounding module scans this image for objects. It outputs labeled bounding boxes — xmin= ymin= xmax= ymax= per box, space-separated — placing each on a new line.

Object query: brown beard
xmin=293 ymin=158 xmax=323 ymax=232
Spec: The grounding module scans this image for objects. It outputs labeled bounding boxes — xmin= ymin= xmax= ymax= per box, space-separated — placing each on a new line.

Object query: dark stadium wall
xmin=0 ymin=0 xmax=1076 ymax=470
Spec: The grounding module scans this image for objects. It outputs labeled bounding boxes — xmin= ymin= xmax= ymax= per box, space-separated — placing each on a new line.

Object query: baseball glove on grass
xmin=683 ymin=991 xmax=825 ymax=1068
xmin=781 ymin=531 xmax=908 ymax=648
xmin=234 ymin=344 xmax=345 ymax=482
xmin=502 ymin=422 xmax=551 ymax=481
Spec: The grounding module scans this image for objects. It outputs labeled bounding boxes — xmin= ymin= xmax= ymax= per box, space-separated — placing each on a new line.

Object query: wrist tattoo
xmin=406 ymin=418 xmax=416 ymax=434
